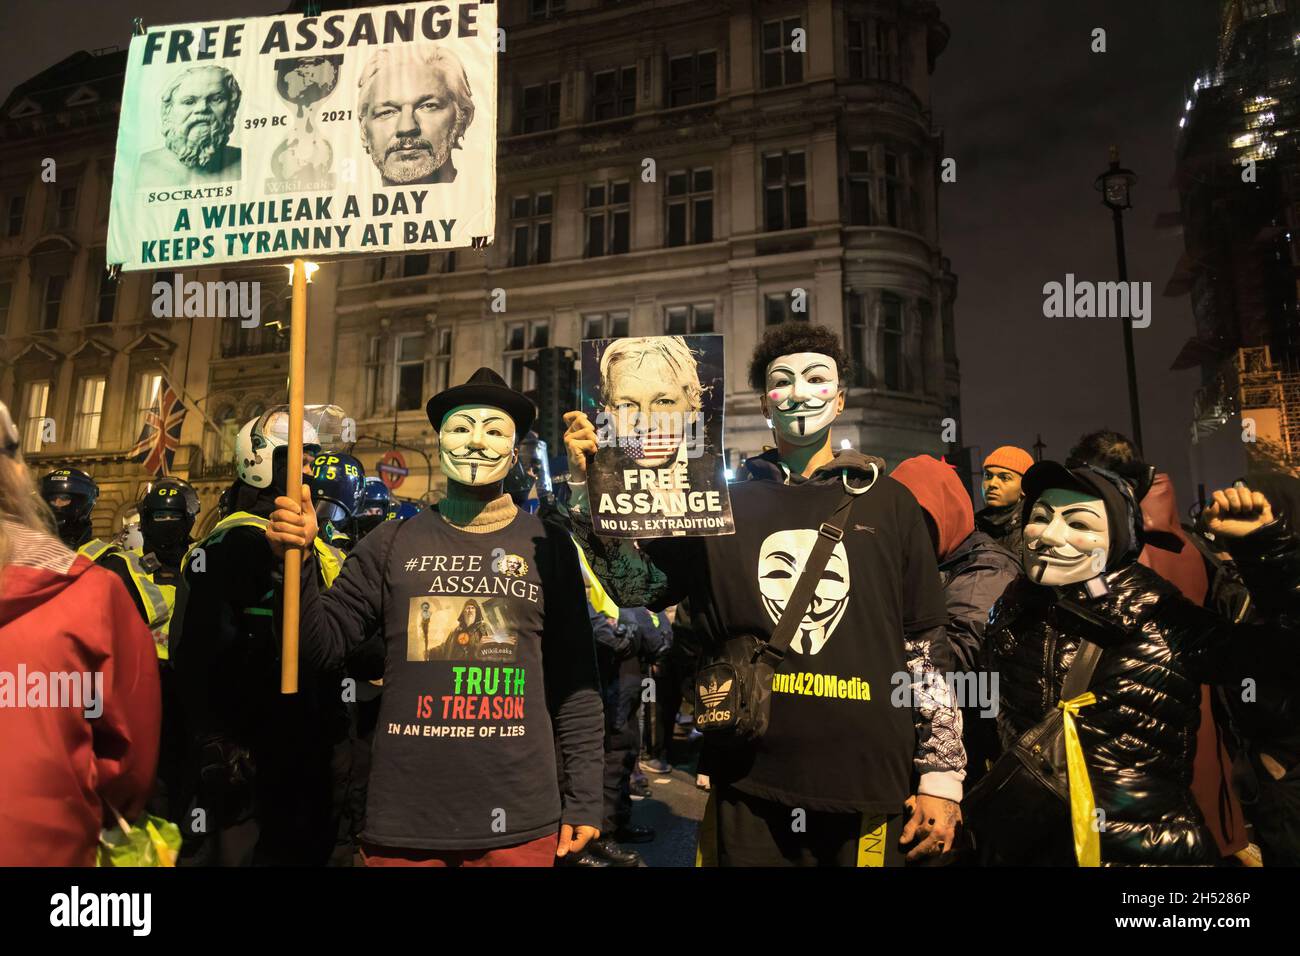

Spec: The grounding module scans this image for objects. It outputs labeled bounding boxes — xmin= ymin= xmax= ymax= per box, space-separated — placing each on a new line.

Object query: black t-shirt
xmin=295 ymin=508 xmax=604 ymax=850
xmin=645 ymin=475 xmax=947 ymax=813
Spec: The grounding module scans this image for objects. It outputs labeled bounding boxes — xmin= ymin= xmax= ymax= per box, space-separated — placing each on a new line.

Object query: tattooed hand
xmin=901 ymin=794 xmax=960 ymax=861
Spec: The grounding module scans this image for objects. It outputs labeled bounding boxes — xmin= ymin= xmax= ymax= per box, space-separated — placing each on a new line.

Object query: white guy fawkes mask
xmin=438 ymin=404 xmax=517 ymax=487
xmin=757 ymin=528 xmax=851 ymax=655
xmin=764 ymin=353 xmax=842 ymax=447
xmin=1022 ymin=487 xmax=1111 ymax=586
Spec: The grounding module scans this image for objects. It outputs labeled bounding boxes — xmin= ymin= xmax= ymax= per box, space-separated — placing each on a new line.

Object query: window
xmin=71 ymin=376 xmax=106 ymax=450
xmin=136 ymin=373 xmax=163 ymax=439
xmin=221 ymin=305 xmax=288 ymax=357
xmin=431 ymin=327 xmax=454 ymax=395
xmin=21 ymin=381 xmax=51 ymax=454
xmin=667 ymin=51 xmax=717 ymax=107
xmin=763 ymin=151 xmax=807 ymax=231
xmin=665 ymin=304 xmax=714 ymax=334
xmin=56 ymin=186 xmax=77 ymax=230
xmin=583 ymin=311 xmax=630 ymax=340
xmin=96 ymin=267 xmax=117 ymax=324
xmin=41 ymin=274 xmax=66 ymax=330
xmin=504 ymin=320 xmax=550 ymax=391
xmin=884 ymin=151 xmax=904 ymax=228
xmin=919 ymin=299 xmax=934 ymax=393
xmin=7 ymin=194 xmax=24 ymax=237
xmin=0 ymin=280 xmax=11 ymax=335
xmin=871 ymin=20 xmax=898 ymax=82
xmin=847 ymin=149 xmax=871 ymax=225
xmin=509 ymin=193 xmax=553 ymax=267
xmin=880 ymin=292 xmax=906 ymax=391
xmin=847 ymin=19 xmax=867 ymax=79
xmin=402 ymin=254 xmax=430 ymax=277
xmin=519 ymin=81 xmax=561 ymax=133
xmin=365 ymin=336 xmax=383 ymax=414
xmin=665 ymin=168 xmax=713 ymax=246
xmin=585 ymin=180 xmax=630 ymax=257
xmin=847 ymin=293 xmax=870 ymax=387
xmin=764 ymin=292 xmax=808 ymax=326
xmin=529 ymin=0 xmax=565 ymax=20
xmin=761 ymin=17 xmax=804 ymax=89
xmin=394 ymin=334 xmax=425 ymax=412
xmin=590 ymin=67 xmax=636 ymax=121
xmin=209 ymin=405 xmax=240 ymax=467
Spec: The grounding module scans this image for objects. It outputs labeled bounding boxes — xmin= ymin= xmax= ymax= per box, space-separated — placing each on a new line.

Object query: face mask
xmin=439 ymin=404 xmax=517 ymax=486
xmin=764 ymin=352 xmax=841 ymax=447
xmin=1023 ymin=487 xmax=1111 ymax=586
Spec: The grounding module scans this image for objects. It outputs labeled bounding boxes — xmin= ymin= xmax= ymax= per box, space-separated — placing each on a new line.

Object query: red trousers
xmin=360 ymin=832 xmax=558 ymax=867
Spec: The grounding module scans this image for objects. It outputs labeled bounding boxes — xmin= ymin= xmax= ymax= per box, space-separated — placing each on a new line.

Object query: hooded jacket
xmin=0 ymin=520 xmax=160 ymax=866
xmin=890 ymin=455 xmax=1020 ymax=672
xmin=570 ymin=446 xmax=966 ymax=813
xmin=985 ymin=463 xmax=1300 ymax=865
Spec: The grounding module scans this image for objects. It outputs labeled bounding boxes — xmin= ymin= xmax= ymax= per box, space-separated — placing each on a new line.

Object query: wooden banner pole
xmin=281 ymin=257 xmax=309 ymax=695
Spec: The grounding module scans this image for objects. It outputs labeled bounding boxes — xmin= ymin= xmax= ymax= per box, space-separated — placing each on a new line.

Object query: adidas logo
xmin=854 ymin=524 xmax=875 ymax=533
xmin=697 ymin=677 xmax=732 ymax=709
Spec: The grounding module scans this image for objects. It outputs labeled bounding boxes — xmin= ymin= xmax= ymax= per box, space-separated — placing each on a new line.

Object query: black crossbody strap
xmin=1060 ymin=639 xmax=1102 ymax=701
xmin=760 ymin=488 xmax=861 ymax=665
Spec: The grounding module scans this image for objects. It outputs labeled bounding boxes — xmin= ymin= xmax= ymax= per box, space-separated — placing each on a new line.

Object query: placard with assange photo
xmin=580 ymin=334 xmax=734 ymax=538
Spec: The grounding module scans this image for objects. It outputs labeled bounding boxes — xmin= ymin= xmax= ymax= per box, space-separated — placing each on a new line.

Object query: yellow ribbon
xmin=1058 ymin=691 xmax=1100 ymax=867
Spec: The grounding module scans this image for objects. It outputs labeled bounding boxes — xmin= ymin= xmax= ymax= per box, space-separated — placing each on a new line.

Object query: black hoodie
xmin=571 ymin=448 xmax=963 ymax=813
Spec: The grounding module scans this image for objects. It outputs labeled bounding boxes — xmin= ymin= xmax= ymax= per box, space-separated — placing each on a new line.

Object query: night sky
xmin=1 ymin=0 xmax=1225 ymax=511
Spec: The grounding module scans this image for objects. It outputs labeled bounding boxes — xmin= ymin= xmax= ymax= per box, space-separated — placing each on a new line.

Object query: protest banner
xmin=107 ymin=0 xmax=496 ymax=271
xmin=580 ymin=335 xmax=734 ymax=538
xmin=106 ymin=3 xmax=498 ymax=691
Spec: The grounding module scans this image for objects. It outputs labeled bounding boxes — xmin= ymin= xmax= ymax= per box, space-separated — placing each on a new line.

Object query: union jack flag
xmin=130 ymin=386 xmax=186 ymax=477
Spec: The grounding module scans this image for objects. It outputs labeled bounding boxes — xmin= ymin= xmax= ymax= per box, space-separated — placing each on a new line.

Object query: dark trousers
xmin=644 ymin=657 xmax=684 ymax=761
xmin=706 ymin=785 xmax=905 ymax=867
xmin=600 ymin=654 xmax=643 ymax=831
xmin=1242 ymin=752 xmax=1300 ymax=866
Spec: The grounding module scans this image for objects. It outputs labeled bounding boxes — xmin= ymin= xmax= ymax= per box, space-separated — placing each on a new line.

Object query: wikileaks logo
xmin=50 ymin=886 xmax=151 ymax=936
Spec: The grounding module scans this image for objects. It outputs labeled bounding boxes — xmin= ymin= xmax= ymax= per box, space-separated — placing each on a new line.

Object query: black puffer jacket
xmin=987 ymin=531 xmax=1300 ymax=866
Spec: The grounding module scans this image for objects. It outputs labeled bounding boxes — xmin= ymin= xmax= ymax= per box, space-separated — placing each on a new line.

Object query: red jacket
xmin=0 ymin=521 xmax=160 ymax=866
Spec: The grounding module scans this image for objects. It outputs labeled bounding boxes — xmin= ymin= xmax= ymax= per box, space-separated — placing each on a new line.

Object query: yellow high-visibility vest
xmin=76 ymin=538 xmax=118 ymax=562
xmin=85 ymin=540 xmax=172 ymax=659
xmin=184 ymin=511 xmax=343 ymax=588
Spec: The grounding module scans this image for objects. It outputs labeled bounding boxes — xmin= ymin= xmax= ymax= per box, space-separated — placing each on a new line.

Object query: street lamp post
xmin=1095 ymin=146 xmax=1144 ymax=455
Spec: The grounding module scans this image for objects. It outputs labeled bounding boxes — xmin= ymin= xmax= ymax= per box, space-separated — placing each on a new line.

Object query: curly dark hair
xmin=748 ymin=323 xmax=853 ymax=392
xmin=1067 ymin=430 xmax=1143 ymax=473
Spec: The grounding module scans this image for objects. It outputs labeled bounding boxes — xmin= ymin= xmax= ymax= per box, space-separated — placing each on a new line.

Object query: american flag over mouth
xmin=617 ymin=431 xmax=682 ymax=460
xmin=129 ymin=386 xmax=186 ymax=477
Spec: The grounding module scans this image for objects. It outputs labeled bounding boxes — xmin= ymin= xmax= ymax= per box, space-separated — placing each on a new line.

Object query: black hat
xmin=426 ymin=367 xmax=536 ymax=436
xmin=1021 ymin=460 xmax=1143 ymax=571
